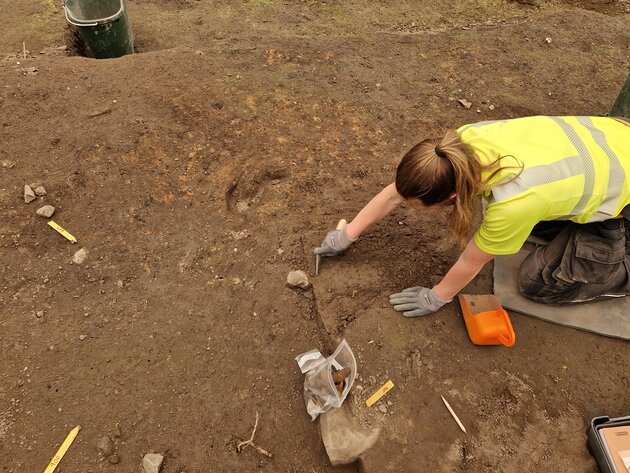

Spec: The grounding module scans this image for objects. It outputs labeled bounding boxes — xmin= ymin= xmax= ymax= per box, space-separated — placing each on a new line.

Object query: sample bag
xmin=295 ymin=339 xmax=357 ymax=421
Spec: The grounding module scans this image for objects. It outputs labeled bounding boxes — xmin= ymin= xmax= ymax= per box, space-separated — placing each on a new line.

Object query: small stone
xmin=72 ymin=248 xmax=88 ymax=265
xmin=35 ymin=310 xmax=44 ymax=318
xmin=277 ymin=248 xmax=285 ymax=255
xmin=143 ymin=453 xmax=164 ymax=473
xmin=107 ymin=453 xmax=120 ymax=464
xmin=24 ymin=185 xmax=36 ymax=203
xmin=378 ymin=404 xmax=388 ymax=414
xmin=34 ymin=186 xmax=47 ymax=196
xmin=286 ymin=270 xmax=310 ymax=289
xmin=544 ymin=37 xmax=552 ymax=44
xmin=96 ymin=436 xmax=114 ymax=456
xmin=235 ymin=201 xmax=249 ymax=212
xmin=458 ymin=99 xmax=472 ymax=110
xmin=229 ymin=230 xmax=249 ymax=240
xmin=489 ymin=104 xmax=495 ymax=111
xmin=79 ymin=335 xmax=87 ymax=340
xmin=36 ymin=205 xmax=55 ymax=218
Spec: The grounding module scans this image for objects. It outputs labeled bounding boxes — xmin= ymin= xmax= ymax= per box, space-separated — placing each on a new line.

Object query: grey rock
xmin=96 ymin=436 xmax=114 ymax=456
xmin=143 ymin=453 xmax=164 ymax=473
xmin=378 ymin=404 xmax=388 ymax=414
xmin=36 ymin=205 xmax=55 ymax=218
xmin=34 ymin=186 xmax=47 ymax=196
xmin=72 ymin=248 xmax=88 ymax=265
xmin=458 ymin=99 xmax=472 ymax=110
xmin=24 ymin=185 xmax=36 ymax=203
xmin=35 ymin=310 xmax=44 ymax=318
xmin=287 ymin=270 xmax=310 ymax=289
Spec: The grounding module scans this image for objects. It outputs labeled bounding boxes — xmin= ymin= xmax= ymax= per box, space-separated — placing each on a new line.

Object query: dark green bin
xmin=611 ymin=68 xmax=630 ymax=118
xmin=63 ymin=0 xmax=134 ymax=59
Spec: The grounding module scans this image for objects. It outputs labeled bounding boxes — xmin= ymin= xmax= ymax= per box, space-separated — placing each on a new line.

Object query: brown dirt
xmin=1 ymin=1 xmax=629 ymax=472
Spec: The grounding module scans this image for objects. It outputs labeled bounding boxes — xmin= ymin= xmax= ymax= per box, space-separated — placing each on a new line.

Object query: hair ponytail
xmin=396 ymin=129 xmax=520 ymax=243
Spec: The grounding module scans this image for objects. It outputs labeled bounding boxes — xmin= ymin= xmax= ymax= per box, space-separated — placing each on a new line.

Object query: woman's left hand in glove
xmin=389 ymin=286 xmax=451 ymax=317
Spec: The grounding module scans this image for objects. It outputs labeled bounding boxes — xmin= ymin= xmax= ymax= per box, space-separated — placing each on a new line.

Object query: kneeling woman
xmin=315 ymin=116 xmax=630 ymax=317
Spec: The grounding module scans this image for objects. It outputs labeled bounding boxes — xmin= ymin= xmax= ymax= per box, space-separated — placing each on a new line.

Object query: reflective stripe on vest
xmin=490 ymin=117 xmax=623 ymax=221
xmin=550 ymin=117 xmax=596 ymax=216
xmin=577 ymin=116 xmax=625 ymax=220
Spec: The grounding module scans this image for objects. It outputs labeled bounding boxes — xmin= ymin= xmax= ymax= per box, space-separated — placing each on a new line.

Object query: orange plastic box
xmin=458 ymin=294 xmax=516 ymax=347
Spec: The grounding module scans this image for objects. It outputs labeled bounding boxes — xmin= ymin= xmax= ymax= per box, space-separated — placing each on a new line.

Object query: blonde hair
xmin=395 ymin=129 xmax=521 ymax=243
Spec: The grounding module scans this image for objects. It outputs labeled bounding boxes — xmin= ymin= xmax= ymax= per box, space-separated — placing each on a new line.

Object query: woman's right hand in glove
xmin=314 ymin=224 xmax=356 ymax=257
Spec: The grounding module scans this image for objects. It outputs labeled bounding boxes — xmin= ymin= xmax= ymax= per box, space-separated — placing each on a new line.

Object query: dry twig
xmin=89 ymin=108 xmax=112 ymax=118
xmin=236 ymin=411 xmax=272 ymax=458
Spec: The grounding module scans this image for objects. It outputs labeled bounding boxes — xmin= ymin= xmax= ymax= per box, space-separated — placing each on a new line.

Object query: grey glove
xmin=314 ymin=226 xmax=356 ymax=256
xmin=389 ymin=286 xmax=451 ymax=318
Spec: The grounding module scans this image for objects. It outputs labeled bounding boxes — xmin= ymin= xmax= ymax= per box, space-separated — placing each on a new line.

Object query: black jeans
xmin=518 ymin=218 xmax=630 ymax=304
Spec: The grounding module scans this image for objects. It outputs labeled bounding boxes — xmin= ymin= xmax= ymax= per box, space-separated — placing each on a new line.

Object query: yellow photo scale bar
xmin=48 ymin=220 xmax=77 ymax=243
xmin=43 ymin=426 xmax=81 ymax=473
xmin=365 ymin=380 xmax=395 ymax=407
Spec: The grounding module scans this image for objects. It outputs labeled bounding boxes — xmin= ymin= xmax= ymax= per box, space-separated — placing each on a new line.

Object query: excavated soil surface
xmin=1 ymin=1 xmax=629 ymax=472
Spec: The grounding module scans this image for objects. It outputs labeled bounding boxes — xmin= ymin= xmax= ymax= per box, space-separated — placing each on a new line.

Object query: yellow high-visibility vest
xmin=458 ymin=116 xmax=630 ymax=255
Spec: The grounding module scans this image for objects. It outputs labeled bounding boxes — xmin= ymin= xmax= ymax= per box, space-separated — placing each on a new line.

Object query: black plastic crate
xmin=587 ymin=415 xmax=630 ymax=473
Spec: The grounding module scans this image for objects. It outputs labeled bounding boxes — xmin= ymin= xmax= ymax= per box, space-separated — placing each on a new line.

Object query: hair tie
xmin=435 ymin=147 xmax=447 ymax=159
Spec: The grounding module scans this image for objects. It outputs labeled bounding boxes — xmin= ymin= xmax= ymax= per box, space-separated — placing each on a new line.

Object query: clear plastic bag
xmin=295 ymin=339 xmax=357 ymax=421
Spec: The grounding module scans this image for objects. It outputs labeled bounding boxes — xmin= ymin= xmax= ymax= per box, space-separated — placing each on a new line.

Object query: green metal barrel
xmin=611 ymin=68 xmax=630 ymax=118
xmin=63 ymin=0 xmax=134 ymax=59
